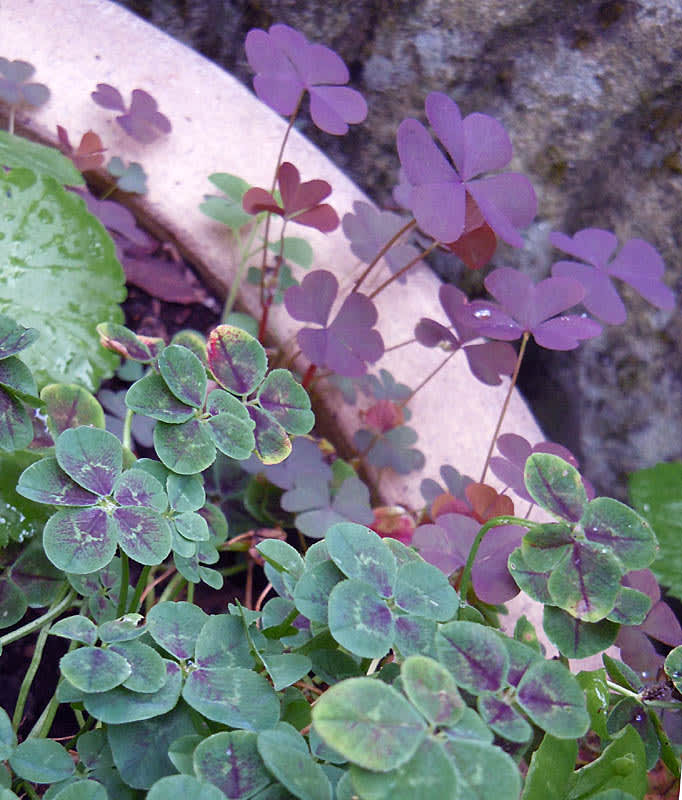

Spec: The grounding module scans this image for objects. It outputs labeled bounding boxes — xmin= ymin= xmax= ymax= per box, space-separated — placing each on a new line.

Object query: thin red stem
xmin=368 ymin=241 xmax=440 ymax=300
xmin=353 ymin=218 xmax=417 ymax=293
xmin=302 ymin=364 xmax=317 ymax=390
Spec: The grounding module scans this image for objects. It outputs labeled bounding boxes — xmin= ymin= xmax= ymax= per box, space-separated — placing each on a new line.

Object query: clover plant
xmin=0 ymin=25 xmax=680 ymax=800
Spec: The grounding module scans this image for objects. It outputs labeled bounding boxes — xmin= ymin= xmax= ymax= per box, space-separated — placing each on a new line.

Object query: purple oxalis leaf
xmin=245 ymin=23 xmax=368 ymax=135
xmin=285 ymin=270 xmax=383 ymax=377
xmin=463 ymin=267 xmax=603 ymax=351
xmin=396 ymin=92 xmax=536 ymax=246
xmin=91 ymin=84 xmax=171 ymax=144
xmin=550 ymin=228 xmax=674 ymax=324
xmin=0 ymin=58 xmax=49 ymax=107
xmin=342 ymin=201 xmax=421 ymax=283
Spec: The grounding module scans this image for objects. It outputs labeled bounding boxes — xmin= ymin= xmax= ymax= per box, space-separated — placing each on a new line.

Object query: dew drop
xmin=474 ymin=308 xmax=491 ymax=319
xmin=643 ymin=503 xmax=651 ymax=512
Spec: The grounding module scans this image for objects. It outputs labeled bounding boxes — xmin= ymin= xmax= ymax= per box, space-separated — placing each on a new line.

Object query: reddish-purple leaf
xmin=57 ymin=127 xmax=106 ymax=172
xmin=284 ymin=270 xmax=337 ymax=326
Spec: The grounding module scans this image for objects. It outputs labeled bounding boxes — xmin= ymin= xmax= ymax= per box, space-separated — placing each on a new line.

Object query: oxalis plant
xmin=0 ymin=22 xmax=680 ymax=800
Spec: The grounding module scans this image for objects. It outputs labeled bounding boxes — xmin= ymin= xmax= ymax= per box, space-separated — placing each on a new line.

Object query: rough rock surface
xmin=115 ymin=0 xmax=681 ymax=500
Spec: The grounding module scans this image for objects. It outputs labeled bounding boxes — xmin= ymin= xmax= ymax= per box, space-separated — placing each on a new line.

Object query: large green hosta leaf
xmin=0 ymin=168 xmax=126 ymax=391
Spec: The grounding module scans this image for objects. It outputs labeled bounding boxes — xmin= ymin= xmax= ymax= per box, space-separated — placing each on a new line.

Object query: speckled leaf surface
xmin=0 ymin=168 xmax=125 ymax=391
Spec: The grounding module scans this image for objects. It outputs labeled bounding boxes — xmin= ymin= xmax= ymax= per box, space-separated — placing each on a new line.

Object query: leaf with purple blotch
xmin=207 ymin=325 xmax=268 ymax=396
xmin=547 ymin=540 xmax=622 ymax=622
xmin=516 ymin=659 xmax=589 ymax=738
xmin=581 ymin=497 xmax=657 ymax=570
xmin=0 ymin=356 xmax=40 ymax=406
xmin=396 ymin=92 xmax=536 ymax=245
xmin=543 ymin=605 xmax=619 ymax=659
xmin=606 ymin=586 xmax=651 ymax=626
xmin=256 ymin=369 xmax=314 ymax=435
xmin=328 ymin=578 xmax=394 ymax=658
xmin=113 ymin=506 xmax=172 ymax=565
xmin=56 ymin=427 xmax=122 ymax=496
xmin=285 ymin=270 xmax=384 ymax=377
xmin=40 ymin=384 xmax=105 ymax=439
xmin=354 ymin=424 xmax=424 ymax=475
xmin=243 ymin=162 xmax=339 ymax=233
xmin=125 ymin=374 xmax=195 ymax=424
xmin=193 ymin=731 xmax=271 ymax=799
xmin=520 ymin=524 xmax=574 ymax=572
xmin=205 ymin=387 xmax=254 ymax=450
xmin=342 ymin=201 xmax=421 ymax=282
xmin=401 ymin=655 xmax=464 ymax=727
xmin=550 ymin=228 xmax=674 ymax=325
xmin=92 ymin=84 xmax=171 ymax=143
xmin=0 ymin=58 xmax=49 ymax=107
xmin=327 ymin=522 xmax=397 ymax=598
xmin=96 ymin=322 xmax=163 ymax=363
xmin=153 ymin=419 xmax=217 ymax=475
xmin=436 ymin=620 xmax=509 ymax=695
xmin=43 ymin=507 xmax=118 ymax=574
xmin=247 ymin=405 xmax=291 ymax=465
xmin=490 ymin=433 xmax=593 ymax=504
xmin=107 ymin=157 xmax=148 ymax=194
xmin=158 ymin=345 xmax=207 ymax=409
xmin=147 ymin=601 xmax=208 ymax=660
xmin=507 ymin=548 xmax=553 ymax=605
xmin=477 ymin=695 xmax=532 ymax=743
xmin=0 ymin=389 xmax=33 ymax=451
xmin=464 ymin=267 xmax=602 ymax=351
xmin=524 ymin=452 xmax=587 ymax=522
xmin=112 ymin=469 xmax=167 ymax=512
xmin=245 ymin=23 xmax=367 ymax=135
xmin=0 ymin=313 xmax=39 ymax=359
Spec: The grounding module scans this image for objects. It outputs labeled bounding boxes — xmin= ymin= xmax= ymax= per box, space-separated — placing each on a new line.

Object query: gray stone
xmin=114 ymin=0 xmax=681 ymax=500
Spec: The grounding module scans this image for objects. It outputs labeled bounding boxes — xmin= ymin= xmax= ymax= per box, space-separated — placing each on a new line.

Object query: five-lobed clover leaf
xmin=0 ymin=57 xmax=50 ymax=107
xmin=396 ymin=92 xmax=536 ymax=245
xmin=245 ymin=23 xmax=367 ymax=135
xmin=415 ymin=284 xmax=517 ymax=385
xmin=550 ymin=227 xmax=675 ymax=325
xmin=243 ymin=162 xmax=339 ymax=233
xmin=16 ymin=426 xmax=172 ymax=573
xmin=285 ymin=270 xmax=384 ymax=377
xmin=91 ymin=84 xmax=171 ymax=144
xmin=462 ymin=267 xmax=603 ymax=350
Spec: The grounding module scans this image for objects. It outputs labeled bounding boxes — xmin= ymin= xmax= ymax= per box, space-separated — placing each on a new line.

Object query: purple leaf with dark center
xmin=285 ymin=270 xmax=384 ymax=377
xmin=477 ymin=695 xmax=532 ymax=743
xmin=245 ymin=23 xmax=367 ymax=135
xmin=551 ymin=228 xmax=674 ymax=324
xmin=0 ymin=58 xmax=49 ymax=107
xmin=207 ymin=325 xmax=268 ymax=396
xmin=354 ymin=424 xmax=424 ymax=475
xmin=96 ymin=322 xmax=163 ymax=364
xmin=524 ymin=453 xmax=587 ymax=522
xmin=247 ymin=406 xmax=291 ymax=465
xmin=92 ymin=84 xmax=171 ymax=143
xmin=516 ymin=660 xmax=590 ymax=737
xmin=342 ymin=201 xmax=421 ymax=282
xmin=436 ymin=620 xmax=509 ymax=694
xmin=463 ymin=267 xmax=602 ymax=351
xmin=490 ymin=433 xmax=593 ymax=504
xmin=396 ymin=92 xmax=536 ymax=245
xmin=56 ymin=427 xmax=122 ymax=497
xmin=243 ymin=162 xmax=339 ymax=233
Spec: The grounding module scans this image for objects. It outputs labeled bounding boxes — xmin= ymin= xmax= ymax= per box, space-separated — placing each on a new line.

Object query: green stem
xmin=8 ymin=106 xmax=16 ymax=135
xmin=458 ymin=515 xmax=536 ymax=611
xmin=117 ymin=553 xmax=130 ymax=617
xmin=0 ymin=587 xmax=74 ymax=649
xmin=186 ymin=582 xmax=194 ymax=604
xmin=222 ymin=220 xmax=262 ymax=322
xmin=479 ymin=331 xmax=530 ymax=484
xmin=13 ymin=622 xmax=51 ymax=731
xmin=28 ymin=641 xmax=78 ymax=739
xmin=128 ymin=565 xmax=151 ymax=613
xmin=159 ymin=573 xmax=186 ymax=603
xmin=122 ymin=408 xmax=134 ymax=452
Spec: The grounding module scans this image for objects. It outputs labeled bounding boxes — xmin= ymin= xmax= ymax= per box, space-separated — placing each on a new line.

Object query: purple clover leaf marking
xmin=342 ymin=201 xmax=422 ymax=283
xmin=415 ymin=284 xmax=517 ymax=385
xmin=489 ymin=433 xmax=595 ymax=504
xmin=245 ymin=23 xmax=367 ymax=135
xmin=550 ymin=228 xmax=675 ymax=325
xmin=284 ymin=270 xmax=384 ymax=377
xmin=91 ymin=84 xmax=171 ymax=144
xmin=396 ymin=92 xmax=536 ymax=245
xmin=243 ymin=162 xmax=339 ymax=233
xmin=463 ymin=267 xmax=603 ymax=351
